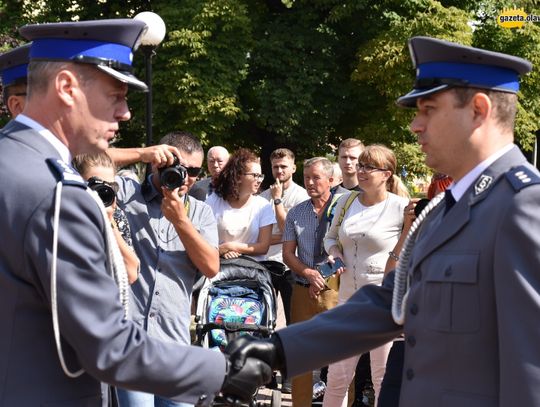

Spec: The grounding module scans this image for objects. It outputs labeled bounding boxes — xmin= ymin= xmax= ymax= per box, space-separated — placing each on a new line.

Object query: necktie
xmin=444 ymin=189 xmax=456 ymax=215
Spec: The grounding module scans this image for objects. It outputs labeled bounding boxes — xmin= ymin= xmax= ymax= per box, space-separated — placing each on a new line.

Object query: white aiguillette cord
xmin=391 ymin=192 xmax=445 ymax=325
xmin=51 ymin=181 xmax=129 ymax=378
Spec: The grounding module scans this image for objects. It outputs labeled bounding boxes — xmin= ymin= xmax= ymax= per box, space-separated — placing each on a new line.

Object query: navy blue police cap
xmin=0 ymin=43 xmax=30 ymax=87
xmin=19 ymin=19 xmax=148 ymax=91
xmin=397 ymin=36 xmax=532 ymax=107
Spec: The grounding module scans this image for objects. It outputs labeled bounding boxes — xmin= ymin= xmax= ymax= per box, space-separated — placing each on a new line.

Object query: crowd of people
xmin=1 ymin=16 xmax=540 ymax=407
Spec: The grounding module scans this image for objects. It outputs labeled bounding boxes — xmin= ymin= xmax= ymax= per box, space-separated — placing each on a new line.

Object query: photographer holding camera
xmin=114 ymin=131 xmax=220 ymax=407
xmin=73 ymin=152 xmax=140 ymax=286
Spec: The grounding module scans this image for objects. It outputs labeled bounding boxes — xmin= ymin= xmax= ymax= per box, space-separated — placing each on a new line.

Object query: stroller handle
xmin=196 ymin=321 xmax=273 ymax=337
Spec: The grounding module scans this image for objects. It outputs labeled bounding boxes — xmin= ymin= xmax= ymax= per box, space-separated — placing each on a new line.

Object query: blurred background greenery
xmin=1 ymin=0 xmax=538 ymax=189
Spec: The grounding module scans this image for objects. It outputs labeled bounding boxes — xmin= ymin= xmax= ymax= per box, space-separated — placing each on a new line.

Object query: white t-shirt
xmin=207 ymin=194 xmax=276 ymax=260
xmin=260 ymin=182 xmax=309 ymax=262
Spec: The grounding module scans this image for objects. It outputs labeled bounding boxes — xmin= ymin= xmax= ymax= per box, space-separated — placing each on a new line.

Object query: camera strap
xmin=184 ymin=195 xmax=191 ymax=217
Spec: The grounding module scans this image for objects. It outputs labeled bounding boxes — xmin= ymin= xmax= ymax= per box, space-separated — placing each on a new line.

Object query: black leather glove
xmin=224 ymin=334 xmax=286 ymax=375
xmin=221 ymin=356 xmax=272 ymax=403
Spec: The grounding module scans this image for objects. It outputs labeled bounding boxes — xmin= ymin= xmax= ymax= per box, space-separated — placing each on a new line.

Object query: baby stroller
xmin=194 ymin=256 xmax=282 ymax=407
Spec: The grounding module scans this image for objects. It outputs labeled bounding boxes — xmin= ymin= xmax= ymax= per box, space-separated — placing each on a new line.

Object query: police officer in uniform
xmin=223 ymin=36 xmax=540 ymax=407
xmin=0 ymin=19 xmax=269 ymax=406
xmin=0 ymin=43 xmax=30 ymax=117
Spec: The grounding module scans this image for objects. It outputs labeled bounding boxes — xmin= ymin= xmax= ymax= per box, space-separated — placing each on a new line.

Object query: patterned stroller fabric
xmin=196 ymin=256 xmax=277 ymax=350
xmin=208 ymin=286 xmax=264 ymax=349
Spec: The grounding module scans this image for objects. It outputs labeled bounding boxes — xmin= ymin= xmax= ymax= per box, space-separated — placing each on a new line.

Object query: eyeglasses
xmin=356 ymin=163 xmax=387 ymax=173
xmin=244 ymin=173 xmax=265 ymax=181
xmin=185 ymin=166 xmax=202 ymax=177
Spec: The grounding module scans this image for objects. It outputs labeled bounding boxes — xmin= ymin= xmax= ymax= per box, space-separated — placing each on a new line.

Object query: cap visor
xmin=396 ymin=84 xmax=449 ymax=107
xmin=96 ymin=65 xmax=148 ymax=92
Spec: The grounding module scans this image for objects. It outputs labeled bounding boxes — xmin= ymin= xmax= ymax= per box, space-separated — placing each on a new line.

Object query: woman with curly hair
xmin=206 ymin=148 xmax=276 ymax=260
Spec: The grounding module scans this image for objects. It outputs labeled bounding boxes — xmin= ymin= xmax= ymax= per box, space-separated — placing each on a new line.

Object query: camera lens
xmin=159 ymin=156 xmax=187 ymax=190
xmin=87 ymin=177 xmax=116 ymax=207
xmin=94 ymin=185 xmax=116 ymax=207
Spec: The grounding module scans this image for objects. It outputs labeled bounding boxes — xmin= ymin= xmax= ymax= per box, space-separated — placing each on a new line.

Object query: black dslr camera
xmin=87 ymin=177 xmax=117 ymax=207
xmin=159 ymin=155 xmax=187 ymax=190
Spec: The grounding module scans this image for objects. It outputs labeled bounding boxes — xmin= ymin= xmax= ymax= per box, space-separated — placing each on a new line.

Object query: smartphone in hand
xmin=317 ymin=258 xmax=345 ymax=278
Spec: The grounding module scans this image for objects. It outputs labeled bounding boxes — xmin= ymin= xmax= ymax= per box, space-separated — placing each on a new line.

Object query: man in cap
xmin=222 ymin=36 xmax=540 ymax=406
xmin=0 ymin=19 xmax=269 ymax=406
xmin=0 ymin=43 xmax=30 ymax=117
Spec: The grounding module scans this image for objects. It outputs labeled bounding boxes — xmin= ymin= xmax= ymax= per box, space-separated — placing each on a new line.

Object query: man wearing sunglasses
xmin=114 ymin=130 xmax=220 ymax=407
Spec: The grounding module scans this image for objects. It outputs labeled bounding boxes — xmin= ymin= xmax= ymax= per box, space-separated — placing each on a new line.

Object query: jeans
xmin=116 ymin=389 xmax=193 ymax=407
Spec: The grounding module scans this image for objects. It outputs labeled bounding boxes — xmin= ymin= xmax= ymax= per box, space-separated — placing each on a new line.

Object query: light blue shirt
xmin=116 ymin=175 xmax=218 ymax=345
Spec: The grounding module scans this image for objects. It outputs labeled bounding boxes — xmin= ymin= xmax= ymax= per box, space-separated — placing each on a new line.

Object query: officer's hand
xmin=221 ymin=356 xmax=272 ymax=404
xmin=224 ymin=335 xmax=286 ymax=373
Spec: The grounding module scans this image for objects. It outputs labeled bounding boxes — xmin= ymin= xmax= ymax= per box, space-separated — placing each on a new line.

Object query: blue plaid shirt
xmin=284 ymin=198 xmax=333 ymax=285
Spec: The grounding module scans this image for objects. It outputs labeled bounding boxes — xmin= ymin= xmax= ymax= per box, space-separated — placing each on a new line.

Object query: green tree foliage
xmin=141 ymin=0 xmax=253 ymax=147
xmin=0 ymin=0 xmax=538 ymax=181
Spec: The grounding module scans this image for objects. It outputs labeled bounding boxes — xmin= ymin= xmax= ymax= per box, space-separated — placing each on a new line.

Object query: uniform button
xmin=444 ymin=266 xmax=452 ymax=277
xmin=149 ymin=312 xmax=156 ymax=318
xmin=410 ymin=303 xmax=418 ymax=315
xmin=407 ymin=336 xmax=416 ymax=347
xmin=199 ymin=394 xmax=207 ymax=401
xmin=406 ymin=368 xmax=414 ymax=380
xmin=155 ymin=291 xmax=160 ymax=296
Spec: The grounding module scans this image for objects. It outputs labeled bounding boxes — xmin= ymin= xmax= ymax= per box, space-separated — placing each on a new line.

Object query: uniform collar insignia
xmin=474 ymin=174 xmax=493 ymax=196
xmin=47 ymin=158 xmax=85 ymax=186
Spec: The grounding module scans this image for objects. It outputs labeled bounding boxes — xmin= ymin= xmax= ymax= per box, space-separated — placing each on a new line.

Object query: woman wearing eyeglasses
xmin=73 ymin=152 xmax=140 ymax=285
xmin=322 ymin=144 xmax=412 ymax=407
xmin=207 ymin=148 xmax=276 ymax=260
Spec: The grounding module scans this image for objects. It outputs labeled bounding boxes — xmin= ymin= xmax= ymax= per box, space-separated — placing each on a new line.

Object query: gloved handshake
xmin=220 ymin=335 xmax=287 ymax=403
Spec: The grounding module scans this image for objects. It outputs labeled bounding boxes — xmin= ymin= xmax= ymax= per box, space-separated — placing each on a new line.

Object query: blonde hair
xmin=72 ymin=152 xmax=116 ymax=179
xmin=338 ymin=138 xmax=364 ymax=151
xmin=359 ymin=144 xmax=409 ymax=197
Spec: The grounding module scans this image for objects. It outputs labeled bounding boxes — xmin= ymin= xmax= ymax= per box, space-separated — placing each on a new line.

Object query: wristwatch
xmin=273 ymin=198 xmax=282 ymax=206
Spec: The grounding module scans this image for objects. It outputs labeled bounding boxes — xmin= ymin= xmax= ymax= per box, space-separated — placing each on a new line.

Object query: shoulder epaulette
xmin=505 ymin=165 xmax=540 ymax=192
xmin=46 ymin=158 xmax=86 ymax=187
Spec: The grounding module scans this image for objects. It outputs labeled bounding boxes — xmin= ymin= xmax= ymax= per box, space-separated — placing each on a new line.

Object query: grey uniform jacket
xmin=0 ymin=121 xmax=226 ymax=407
xmin=278 ymin=146 xmax=540 ymax=407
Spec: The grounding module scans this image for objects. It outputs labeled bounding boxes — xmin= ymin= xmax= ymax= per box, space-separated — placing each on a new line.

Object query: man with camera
xmin=114 ymin=130 xmax=221 ymax=406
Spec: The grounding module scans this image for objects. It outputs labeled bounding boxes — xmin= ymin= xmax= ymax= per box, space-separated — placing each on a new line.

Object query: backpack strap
xmin=335 ymin=191 xmax=360 ymax=229
xmin=333 ymin=191 xmax=359 ymax=252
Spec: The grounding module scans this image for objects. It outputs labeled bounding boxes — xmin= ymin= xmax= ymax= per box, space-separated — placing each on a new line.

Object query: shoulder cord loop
xmin=51 ymin=182 xmax=129 ymax=378
xmin=391 ymin=192 xmax=445 ymax=325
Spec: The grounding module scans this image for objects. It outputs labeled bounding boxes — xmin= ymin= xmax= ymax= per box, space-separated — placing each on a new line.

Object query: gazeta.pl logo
xmin=497 ymin=8 xmax=540 ymax=28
